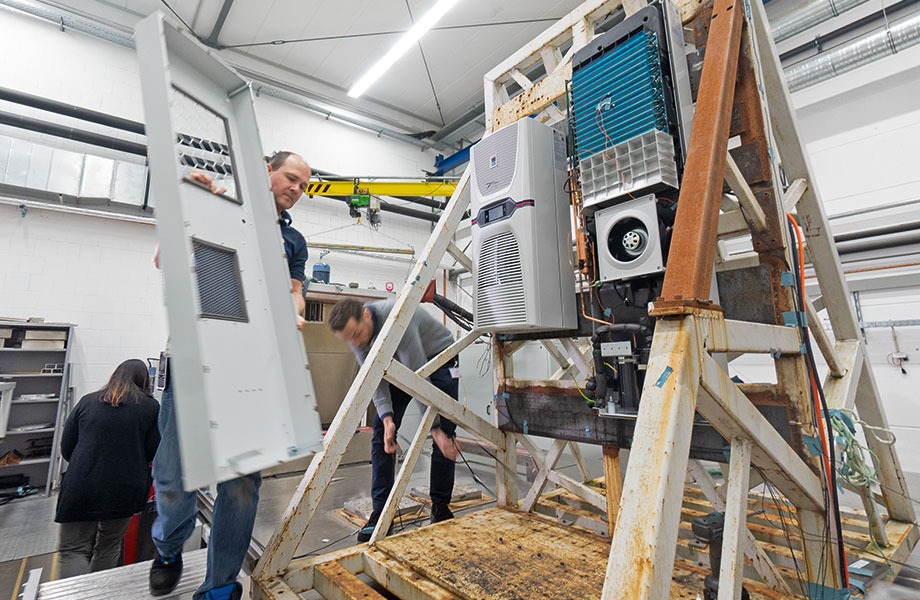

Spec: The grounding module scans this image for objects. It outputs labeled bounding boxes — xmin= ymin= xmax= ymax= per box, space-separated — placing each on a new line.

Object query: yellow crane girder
xmin=303 ymin=180 xmax=458 ymax=197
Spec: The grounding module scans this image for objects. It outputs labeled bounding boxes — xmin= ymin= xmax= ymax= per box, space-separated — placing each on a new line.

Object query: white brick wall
xmin=0 ymin=6 xmax=447 ymax=401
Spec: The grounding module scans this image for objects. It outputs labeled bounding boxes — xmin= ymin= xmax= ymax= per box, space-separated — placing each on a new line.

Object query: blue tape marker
xmin=782 ymin=311 xmax=806 ymax=327
xmin=802 ymin=434 xmax=823 ymax=457
xmin=722 ymin=445 xmax=732 ymax=463
xmin=655 ymin=366 xmax=673 ymax=388
xmin=770 ymin=348 xmax=782 ymax=359
xmin=584 ymin=426 xmax=591 ymax=439
xmin=523 ymin=419 xmax=528 ymax=435
xmin=502 ymin=392 xmax=510 ymax=399
xmin=604 ymin=307 xmax=612 ymax=318
xmin=780 ymin=271 xmax=795 ymax=286
xmin=806 ymin=582 xmax=850 ymax=600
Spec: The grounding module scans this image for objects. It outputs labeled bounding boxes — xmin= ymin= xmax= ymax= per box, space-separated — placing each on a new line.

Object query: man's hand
xmin=189 ymin=170 xmax=227 ymax=195
xmin=292 ymin=279 xmax=306 ymax=329
xmin=431 ymin=427 xmax=458 ymax=461
xmin=382 ymin=416 xmax=399 ymax=454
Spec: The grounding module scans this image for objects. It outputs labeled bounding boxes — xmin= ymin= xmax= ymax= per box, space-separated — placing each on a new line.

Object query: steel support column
xmin=657 ymin=0 xmax=744 ymax=306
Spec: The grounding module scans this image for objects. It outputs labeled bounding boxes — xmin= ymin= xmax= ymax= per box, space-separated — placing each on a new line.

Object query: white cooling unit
xmin=471 ymin=118 xmax=577 ymax=333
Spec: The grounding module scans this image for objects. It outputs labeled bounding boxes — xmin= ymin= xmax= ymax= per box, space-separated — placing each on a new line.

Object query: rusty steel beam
xmin=657 ymin=0 xmax=745 ymax=308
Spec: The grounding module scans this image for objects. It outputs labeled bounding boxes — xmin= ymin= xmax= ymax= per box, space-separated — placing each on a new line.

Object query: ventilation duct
xmin=785 ymin=10 xmax=920 ymax=91
xmin=771 ymin=0 xmax=872 ymax=42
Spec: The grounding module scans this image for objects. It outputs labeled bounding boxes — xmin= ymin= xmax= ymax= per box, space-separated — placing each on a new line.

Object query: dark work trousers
xmin=371 ymin=362 xmax=457 ymax=512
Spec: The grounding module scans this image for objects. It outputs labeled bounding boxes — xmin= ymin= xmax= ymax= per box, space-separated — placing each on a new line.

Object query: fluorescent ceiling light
xmin=348 ymin=0 xmax=461 ymax=98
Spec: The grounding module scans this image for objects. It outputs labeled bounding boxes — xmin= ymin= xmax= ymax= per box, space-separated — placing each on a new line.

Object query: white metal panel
xmin=135 ymin=12 xmax=322 ymax=490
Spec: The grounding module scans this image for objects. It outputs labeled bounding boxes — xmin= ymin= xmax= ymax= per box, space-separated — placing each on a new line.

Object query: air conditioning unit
xmin=470 ymin=118 xmax=577 ymax=333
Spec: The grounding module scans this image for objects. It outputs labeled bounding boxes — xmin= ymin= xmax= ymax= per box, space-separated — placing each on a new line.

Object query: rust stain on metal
xmin=660 ymin=0 xmax=745 ymax=304
xmin=316 ymin=561 xmax=387 ymax=600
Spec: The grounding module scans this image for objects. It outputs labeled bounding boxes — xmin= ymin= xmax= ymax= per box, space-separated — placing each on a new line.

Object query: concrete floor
xmin=1 ymin=446 xmax=918 ymax=598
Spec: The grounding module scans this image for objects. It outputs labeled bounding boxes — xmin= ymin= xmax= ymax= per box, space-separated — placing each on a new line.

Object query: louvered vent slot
xmin=304 ymin=300 xmax=324 ymax=323
xmin=473 ymin=122 xmax=518 ymax=197
xmin=192 ymin=239 xmax=248 ymax=322
xmin=476 ymin=231 xmax=527 ymax=328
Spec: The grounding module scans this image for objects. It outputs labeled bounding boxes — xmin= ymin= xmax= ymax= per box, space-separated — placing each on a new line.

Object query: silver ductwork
xmin=785 ymin=10 xmax=920 ymax=91
xmin=772 ymin=0 xmax=872 ymax=42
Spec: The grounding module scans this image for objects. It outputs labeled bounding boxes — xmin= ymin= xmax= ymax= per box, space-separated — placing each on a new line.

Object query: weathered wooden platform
xmin=270 ymin=480 xmax=917 ymax=600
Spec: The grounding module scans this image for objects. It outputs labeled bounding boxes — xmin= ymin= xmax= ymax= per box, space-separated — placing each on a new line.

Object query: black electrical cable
xmin=788 ymin=218 xmax=850 ymax=589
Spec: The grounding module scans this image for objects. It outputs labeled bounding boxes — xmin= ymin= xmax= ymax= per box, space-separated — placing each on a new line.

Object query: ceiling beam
xmin=205 ymin=0 xmax=236 ymax=47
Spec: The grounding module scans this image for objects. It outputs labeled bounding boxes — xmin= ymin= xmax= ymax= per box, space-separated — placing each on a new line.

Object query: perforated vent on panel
xmin=304 ymin=301 xmax=324 ymax=323
xmin=474 ymin=122 xmax=518 ymax=197
xmin=476 ymin=231 xmax=526 ymax=328
xmin=192 ymin=239 xmax=248 ymax=322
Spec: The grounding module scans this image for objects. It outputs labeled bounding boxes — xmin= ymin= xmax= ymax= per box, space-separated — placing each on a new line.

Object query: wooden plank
xmin=602 ymin=445 xmax=622 ymax=536
xmin=371 ymin=407 xmax=438 ymax=543
xmin=804 ymin=296 xmax=844 ymax=377
xmin=418 ymin=330 xmax=480 ymax=378
xmin=519 ymin=437 xmax=567 ymax=512
xmin=499 ymin=432 xmax=520 ymax=507
xmin=725 ymin=153 xmax=768 ymax=232
xmin=782 ymin=179 xmax=807 ymax=213
xmin=570 ymin=441 xmax=592 ymax=482
xmin=362 ymin=548 xmax=462 ymax=600
xmin=719 ymin=438 xmax=752 ymax=600
xmin=445 ymin=241 xmax=472 ymax=273
xmin=384 ymin=359 xmax=504 ymax=449
xmin=746 ymin=0 xmax=860 ymax=342
xmin=546 ymin=466 xmax=607 ymax=510
xmin=686 ymin=461 xmax=792 ymax=594
xmin=253 ymin=168 xmax=473 ymax=581
xmin=823 ymin=340 xmax=861 ymax=409
xmin=697 ymin=353 xmax=825 ymax=512
xmin=853 ymin=358 xmax=916 ymax=522
xmin=254 ymin=576 xmax=309 ymax=600
xmin=560 ymin=338 xmax=591 ymax=378
xmin=707 ymin=318 xmax=802 ymax=355
xmin=602 ymin=316 xmax=701 ymax=600
xmin=376 ymin=508 xmax=610 ymax=600
xmin=283 ymin=547 xmax=366 ymax=592
xmin=492 ymin=62 xmax=572 ymax=131
xmin=315 ymin=561 xmax=387 ymax=600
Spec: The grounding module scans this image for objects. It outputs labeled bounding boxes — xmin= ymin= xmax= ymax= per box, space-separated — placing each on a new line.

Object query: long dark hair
xmin=99 ymin=359 xmax=152 ymax=407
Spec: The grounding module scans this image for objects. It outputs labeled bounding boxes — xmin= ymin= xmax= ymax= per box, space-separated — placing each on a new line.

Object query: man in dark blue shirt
xmin=149 ymin=151 xmax=311 ymax=600
xmin=267 ymin=151 xmax=311 ymax=327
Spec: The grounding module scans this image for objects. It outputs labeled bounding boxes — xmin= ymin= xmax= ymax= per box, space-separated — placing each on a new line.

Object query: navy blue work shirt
xmin=280 ymin=209 xmax=308 ymax=282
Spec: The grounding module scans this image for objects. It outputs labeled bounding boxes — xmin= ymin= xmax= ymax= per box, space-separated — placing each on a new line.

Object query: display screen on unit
xmin=485 ymin=204 xmax=505 ymax=223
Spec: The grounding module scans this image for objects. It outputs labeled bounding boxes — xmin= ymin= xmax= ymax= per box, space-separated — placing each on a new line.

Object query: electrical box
xmin=470 ymin=118 xmax=577 ymax=333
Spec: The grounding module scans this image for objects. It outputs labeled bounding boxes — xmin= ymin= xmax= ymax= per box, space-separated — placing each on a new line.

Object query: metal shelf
xmin=0 ymin=458 xmax=51 ymax=467
xmin=11 ymin=399 xmax=59 ymax=404
xmin=4 ymin=427 xmax=56 ymax=435
xmin=0 ymin=373 xmax=63 ymax=378
xmin=0 ymin=348 xmax=67 ymax=352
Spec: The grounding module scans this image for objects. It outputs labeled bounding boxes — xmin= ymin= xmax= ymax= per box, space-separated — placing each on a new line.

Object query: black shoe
xmin=149 ymin=552 xmax=183 ymax=596
xmin=356 ymin=510 xmax=381 ymax=543
xmin=430 ymin=503 xmax=454 ymax=524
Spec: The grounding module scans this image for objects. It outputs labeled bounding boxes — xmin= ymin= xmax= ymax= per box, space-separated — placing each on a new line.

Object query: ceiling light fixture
xmin=348 ymin=0 xmax=461 ymax=99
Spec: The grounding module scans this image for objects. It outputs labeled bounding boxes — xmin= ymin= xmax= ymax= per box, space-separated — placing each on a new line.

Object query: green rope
xmin=829 ymin=408 xmax=897 ymax=573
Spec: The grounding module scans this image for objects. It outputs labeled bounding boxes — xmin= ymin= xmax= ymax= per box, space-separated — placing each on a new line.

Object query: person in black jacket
xmin=55 ymin=359 xmax=160 ymax=578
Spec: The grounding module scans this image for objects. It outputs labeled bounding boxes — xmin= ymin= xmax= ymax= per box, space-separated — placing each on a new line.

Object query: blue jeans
xmin=152 ymin=384 xmax=261 ymax=600
xmin=371 ymin=362 xmax=457 ymax=512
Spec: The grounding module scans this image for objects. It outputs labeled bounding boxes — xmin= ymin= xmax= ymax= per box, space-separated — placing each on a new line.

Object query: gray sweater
xmin=350 ymin=298 xmax=454 ymax=418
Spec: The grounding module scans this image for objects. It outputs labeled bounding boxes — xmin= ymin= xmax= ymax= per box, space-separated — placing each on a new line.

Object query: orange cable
xmin=787 ymin=212 xmax=849 ymax=585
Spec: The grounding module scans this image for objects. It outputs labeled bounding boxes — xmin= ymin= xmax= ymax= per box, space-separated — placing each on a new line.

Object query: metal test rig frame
xmin=253 ymin=0 xmax=918 ymax=598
